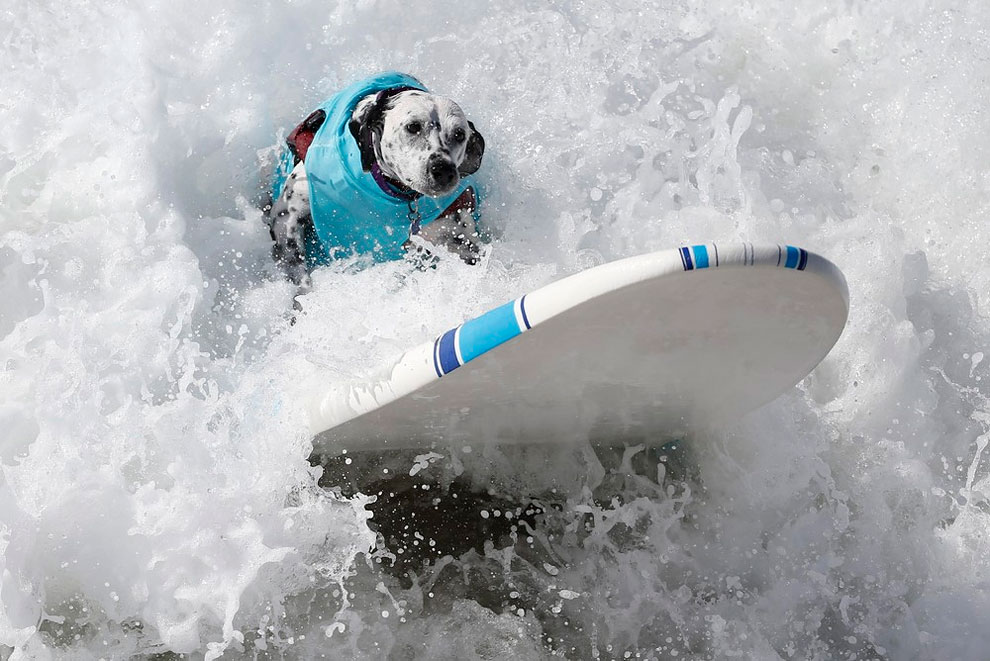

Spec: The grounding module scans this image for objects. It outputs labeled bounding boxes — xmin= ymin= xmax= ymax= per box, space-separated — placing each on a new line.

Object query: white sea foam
xmin=2 ymin=0 xmax=989 ymax=658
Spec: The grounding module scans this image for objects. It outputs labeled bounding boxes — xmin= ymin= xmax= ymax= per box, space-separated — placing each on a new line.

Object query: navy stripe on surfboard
xmin=437 ymin=328 xmax=459 ymax=375
xmin=680 ymin=246 xmax=694 ymax=271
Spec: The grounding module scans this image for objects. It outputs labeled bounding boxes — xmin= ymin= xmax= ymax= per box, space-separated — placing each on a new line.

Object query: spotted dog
xmin=266 ymin=73 xmax=486 ymax=289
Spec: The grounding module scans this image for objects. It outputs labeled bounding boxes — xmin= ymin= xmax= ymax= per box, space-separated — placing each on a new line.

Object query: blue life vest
xmin=272 ymin=72 xmax=480 ymax=266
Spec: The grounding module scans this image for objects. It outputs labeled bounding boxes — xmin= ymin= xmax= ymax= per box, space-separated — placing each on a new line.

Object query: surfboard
xmin=307 ymin=243 xmax=848 ymax=453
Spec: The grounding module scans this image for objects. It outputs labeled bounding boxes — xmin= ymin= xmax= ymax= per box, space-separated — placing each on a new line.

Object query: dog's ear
xmin=348 ymin=90 xmax=391 ymax=172
xmin=458 ymin=121 xmax=485 ymax=176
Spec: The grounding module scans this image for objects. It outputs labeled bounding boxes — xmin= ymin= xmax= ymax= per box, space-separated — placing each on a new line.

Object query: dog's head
xmin=350 ymin=88 xmax=485 ymax=198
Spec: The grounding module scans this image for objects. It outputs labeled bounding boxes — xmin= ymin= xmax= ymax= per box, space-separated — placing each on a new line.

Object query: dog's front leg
xmin=414 ymin=207 xmax=483 ymax=266
xmin=449 ymin=207 xmax=483 ymax=265
xmin=267 ymin=163 xmax=313 ymax=290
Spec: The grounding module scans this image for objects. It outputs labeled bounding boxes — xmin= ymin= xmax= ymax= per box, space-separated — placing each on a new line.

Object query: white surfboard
xmin=308 ymin=243 xmax=848 ymax=453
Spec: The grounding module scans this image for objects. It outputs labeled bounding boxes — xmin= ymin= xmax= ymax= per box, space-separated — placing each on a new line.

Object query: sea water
xmin=2 ymin=1 xmax=989 ymax=658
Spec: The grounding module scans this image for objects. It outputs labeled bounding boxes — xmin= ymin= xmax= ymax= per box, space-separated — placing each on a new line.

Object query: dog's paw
xmin=402 ymin=235 xmax=441 ymax=271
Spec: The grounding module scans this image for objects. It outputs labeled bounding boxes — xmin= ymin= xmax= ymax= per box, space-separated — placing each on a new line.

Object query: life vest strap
xmin=286 ymin=108 xmax=327 ymax=164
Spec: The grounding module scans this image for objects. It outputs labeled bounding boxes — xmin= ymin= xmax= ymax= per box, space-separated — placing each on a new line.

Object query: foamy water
xmin=2 ymin=1 xmax=989 ymax=658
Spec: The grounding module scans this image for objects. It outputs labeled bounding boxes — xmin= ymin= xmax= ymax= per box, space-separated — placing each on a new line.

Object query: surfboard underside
xmin=309 ymin=244 xmax=848 ymax=452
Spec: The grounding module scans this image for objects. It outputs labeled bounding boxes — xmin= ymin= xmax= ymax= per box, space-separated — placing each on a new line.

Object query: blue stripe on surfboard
xmin=438 ymin=328 xmax=460 ymax=375
xmin=692 ymin=245 xmax=710 ymax=269
xmin=784 ymin=245 xmax=800 ymax=269
xmin=798 ymin=248 xmax=808 ymax=271
xmin=457 ymin=299 xmax=525 ymax=365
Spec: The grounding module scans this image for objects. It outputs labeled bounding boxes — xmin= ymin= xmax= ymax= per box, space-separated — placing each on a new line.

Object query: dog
xmin=266 ymin=72 xmax=486 ymax=288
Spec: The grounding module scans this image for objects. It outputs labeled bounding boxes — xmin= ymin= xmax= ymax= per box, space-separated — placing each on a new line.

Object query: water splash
xmin=2 ymin=0 xmax=990 ymax=658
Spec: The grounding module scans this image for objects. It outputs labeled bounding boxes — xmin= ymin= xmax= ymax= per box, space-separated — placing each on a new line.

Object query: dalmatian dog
xmin=266 ymin=84 xmax=486 ymax=288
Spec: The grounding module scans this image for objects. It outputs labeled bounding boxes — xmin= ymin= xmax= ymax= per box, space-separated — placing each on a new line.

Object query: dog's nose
xmin=429 ymin=157 xmax=457 ymax=188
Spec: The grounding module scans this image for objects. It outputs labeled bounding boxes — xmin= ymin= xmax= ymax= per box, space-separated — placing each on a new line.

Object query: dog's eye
xmin=406 ymin=122 xmax=422 ymax=135
xmin=452 ymin=128 xmax=466 ymax=143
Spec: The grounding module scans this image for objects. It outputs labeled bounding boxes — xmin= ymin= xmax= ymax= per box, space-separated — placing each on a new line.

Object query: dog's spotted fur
xmin=267 ymin=165 xmax=312 ymax=287
xmin=267 ymin=88 xmax=485 ymax=289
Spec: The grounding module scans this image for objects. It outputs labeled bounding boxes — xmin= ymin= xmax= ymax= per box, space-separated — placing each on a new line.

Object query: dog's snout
xmin=429 ymin=156 xmax=457 ymax=188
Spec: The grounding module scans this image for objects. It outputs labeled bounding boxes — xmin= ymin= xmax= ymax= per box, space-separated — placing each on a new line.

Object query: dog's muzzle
xmin=428 ymin=154 xmax=458 ymax=192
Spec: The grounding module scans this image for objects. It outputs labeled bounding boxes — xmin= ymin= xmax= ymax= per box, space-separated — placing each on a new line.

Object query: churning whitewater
xmin=2 ymin=1 xmax=990 ymax=659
